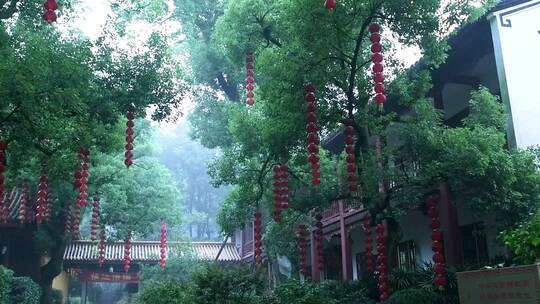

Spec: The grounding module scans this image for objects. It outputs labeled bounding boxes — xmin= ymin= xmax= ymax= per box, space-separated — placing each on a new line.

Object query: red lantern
xmin=72 ymin=200 xmax=81 ymax=239
xmin=160 ymin=220 xmax=167 ymax=270
xmin=98 ymin=226 xmax=106 ymax=267
xmin=124 ymin=234 xmax=132 ymax=273
xmin=324 ymin=0 xmax=336 ymax=10
xmin=90 ymin=195 xmax=100 ymax=241
xmin=254 ymin=212 xmax=263 ymax=268
xmin=125 ymin=106 xmax=135 ymax=168
xmin=362 ymin=213 xmax=374 ymax=273
xmin=18 ymin=181 xmax=29 ymax=224
xmin=246 ymin=53 xmax=255 ymax=106
xmin=43 ymin=9 xmax=57 ymax=23
xmin=426 ymin=195 xmax=447 ymax=289
xmin=36 ymin=175 xmax=48 ymax=224
xmin=314 ymin=214 xmax=324 ymax=271
xmin=305 ymin=83 xmax=321 ymax=186
xmin=343 ymin=119 xmax=358 ymax=193
xmin=42 ymin=0 xmax=58 ymax=23
xmin=369 ymin=23 xmax=387 ymax=108
xmin=64 ymin=202 xmax=71 ymax=236
xmin=297 ymin=224 xmax=308 ymax=276
xmin=377 ymin=222 xmax=390 ymax=301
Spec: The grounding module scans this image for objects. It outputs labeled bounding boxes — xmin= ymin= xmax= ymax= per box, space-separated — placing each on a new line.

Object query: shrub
xmin=137 ymin=281 xmax=189 ymax=304
xmin=0 ymin=266 xmax=14 ymax=304
xmin=388 ymin=289 xmax=444 ymax=304
xmin=10 ymin=276 xmax=41 ymax=304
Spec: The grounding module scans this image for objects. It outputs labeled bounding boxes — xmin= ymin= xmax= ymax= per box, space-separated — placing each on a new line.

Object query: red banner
xmin=79 ymin=270 xmax=139 ymax=283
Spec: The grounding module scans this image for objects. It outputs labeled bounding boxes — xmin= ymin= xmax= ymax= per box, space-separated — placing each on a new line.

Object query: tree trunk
xmin=39 ymin=237 xmax=66 ymax=304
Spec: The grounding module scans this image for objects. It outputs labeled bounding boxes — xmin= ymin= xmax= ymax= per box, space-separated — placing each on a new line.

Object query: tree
xmin=173 ymin=0 xmax=540 ymax=274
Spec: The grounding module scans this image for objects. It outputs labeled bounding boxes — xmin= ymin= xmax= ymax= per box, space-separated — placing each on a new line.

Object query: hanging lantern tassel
xmin=42 ymin=0 xmax=58 ymax=23
xmin=376 ymin=222 xmax=390 ymax=302
xmin=36 ymin=175 xmax=48 ymax=224
xmin=160 ymin=220 xmax=167 ymax=270
xmin=98 ymin=226 xmax=106 ymax=268
xmin=124 ymin=234 xmax=132 ymax=273
xmin=64 ymin=202 xmax=71 ymax=236
xmin=125 ymin=106 xmax=135 ymax=167
xmin=90 ymin=195 xmax=100 ymax=241
xmin=369 ymin=23 xmax=387 ymax=109
xmin=254 ymin=212 xmax=263 ymax=268
xmin=315 ymin=214 xmax=324 ymax=271
xmin=427 ymin=196 xmax=447 ymax=289
xmin=362 ymin=213 xmax=374 ymax=273
xmin=18 ymin=181 xmax=29 ymax=224
xmin=246 ymin=53 xmax=255 ymax=106
xmin=305 ymin=84 xmax=321 ymax=186
xmin=297 ymin=224 xmax=308 ymax=276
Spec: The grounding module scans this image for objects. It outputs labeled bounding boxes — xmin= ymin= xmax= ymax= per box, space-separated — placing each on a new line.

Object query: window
xmin=394 ymin=240 xmax=417 ymax=271
xmin=461 ymin=222 xmax=489 ymax=266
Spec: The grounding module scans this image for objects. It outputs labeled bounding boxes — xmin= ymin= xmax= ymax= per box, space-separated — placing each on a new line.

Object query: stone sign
xmin=457 ymin=264 xmax=540 ymax=304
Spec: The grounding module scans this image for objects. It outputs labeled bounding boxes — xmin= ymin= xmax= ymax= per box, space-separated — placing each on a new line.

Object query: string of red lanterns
xmin=72 ymin=200 xmax=81 ymax=239
xmin=254 ymin=211 xmax=263 ymax=268
xmin=0 ymin=140 xmax=6 ymax=221
xmin=63 ymin=202 xmax=71 ymax=237
xmin=98 ymin=226 xmax=106 ymax=268
xmin=314 ymin=214 xmax=324 ymax=272
xmin=296 ymin=224 xmax=308 ymax=277
xmin=272 ymin=164 xmax=289 ymax=223
xmin=160 ymin=220 xmax=167 ymax=271
xmin=362 ymin=213 xmax=374 ymax=273
xmin=75 ymin=148 xmax=89 ymax=208
xmin=324 ymin=0 xmax=336 ymax=10
xmin=124 ymin=233 xmax=132 ymax=273
xmin=90 ymin=195 xmax=100 ymax=241
xmin=305 ymin=84 xmax=321 ymax=186
xmin=36 ymin=175 xmax=48 ymax=224
xmin=246 ymin=53 xmax=255 ymax=106
xmin=125 ymin=106 xmax=135 ymax=168
xmin=343 ymin=119 xmax=358 ymax=193
xmin=42 ymin=0 xmax=58 ymax=23
xmin=369 ymin=23 xmax=387 ymax=108
xmin=18 ymin=181 xmax=29 ymax=224
xmin=376 ymin=222 xmax=390 ymax=302
xmin=45 ymin=190 xmax=53 ymax=221
xmin=427 ymin=196 xmax=447 ymax=289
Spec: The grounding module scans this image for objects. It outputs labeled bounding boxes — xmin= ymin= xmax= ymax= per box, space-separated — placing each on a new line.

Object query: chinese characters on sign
xmin=79 ymin=270 xmax=139 ymax=283
xmin=457 ymin=264 xmax=540 ymax=304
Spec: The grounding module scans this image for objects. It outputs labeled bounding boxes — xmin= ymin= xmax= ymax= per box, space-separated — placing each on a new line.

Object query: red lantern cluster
xmin=254 ymin=212 xmax=263 ymax=267
xmin=314 ymin=214 xmax=324 ymax=271
xmin=305 ymin=84 xmax=321 ymax=186
xmin=42 ymin=0 xmax=58 ymax=23
xmin=125 ymin=107 xmax=135 ymax=167
xmin=124 ymin=234 xmax=132 ymax=273
xmin=376 ymin=222 xmax=390 ymax=302
xmin=90 ymin=195 xmax=100 ymax=241
xmin=362 ymin=213 xmax=374 ymax=273
xmin=45 ymin=190 xmax=53 ymax=221
xmin=0 ymin=140 xmax=6 ymax=220
xmin=324 ymin=0 xmax=336 ymax=10
xmin=72 ymin=200 xmax=81 ymax=239
xmin=343 ymin=119 xmax=358 ymax=193
xmin=272 ymin=164 xmax=289 ymax=223
xmin=18 ymin=181 xmax=29 ymax=224
xmin=63 ymin=203 xmax=71 ymax=236
xmin=427 ymin=196 xmax=447 ymax=288
xmin=296 ymin=224 xmax=308 ymax=276
xmin=160 ymin=220 xmax=167 ymax=270
xmin=246 ymin=53 xmax=255 ymax=106
xmin=35 ymin=175 xmax=48 ymax=224
xmin=98 ymin=226 xmax=106 ymax=267
xmin=369 ymin=23 xmax=386 ymax=107
xmin=74 ymin=148 xmax=89 ymax=208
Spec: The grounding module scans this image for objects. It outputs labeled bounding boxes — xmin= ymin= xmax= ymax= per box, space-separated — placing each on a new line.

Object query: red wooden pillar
xmin=310 ymin=230 xmax=321 ymax=282
xmin=339 ymin=201 xmax=352 ymax=281
xmin=439 ymin=183 xmax=464 ymax=266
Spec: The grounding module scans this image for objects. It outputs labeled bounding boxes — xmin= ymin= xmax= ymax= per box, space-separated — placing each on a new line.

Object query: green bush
xmin=10 ymin=277 xmax=41 ymax=304
xmin=137 ymin=281 xmax=189 ymax=304
xmin=388 ymin=289 xmax=444 ymax=304
xmin=267 ymin=279 xmax=374 ymax=304
xmin=0 ymin=266 xmax=14 ymax=304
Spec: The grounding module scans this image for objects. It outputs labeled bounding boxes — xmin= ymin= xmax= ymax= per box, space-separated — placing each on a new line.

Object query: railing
xmin=322 ymin=200 xmax=363 ymax=223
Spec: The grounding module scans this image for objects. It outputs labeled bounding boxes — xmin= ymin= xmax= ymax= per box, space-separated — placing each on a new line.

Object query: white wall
xmin=490 ymin=1 xmax=540 ymax=149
